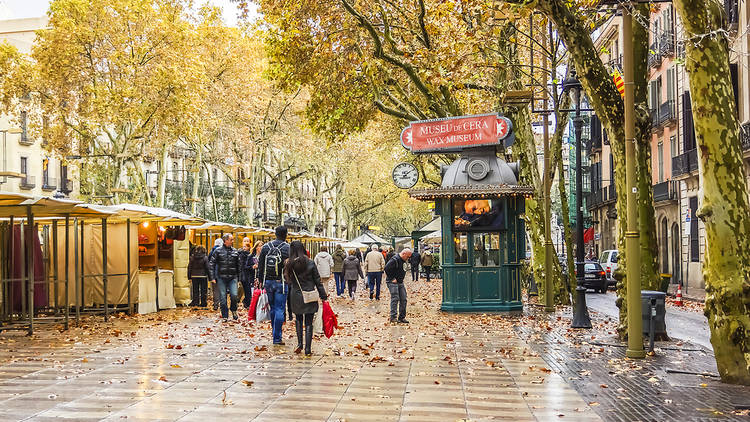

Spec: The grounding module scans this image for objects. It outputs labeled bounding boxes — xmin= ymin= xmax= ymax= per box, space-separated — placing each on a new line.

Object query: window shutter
xmin=683 ymin=91 xmax=696 ymax=151
xmin=667 ymin=68 xmax=675 ymax=103
xmin=730 ymin=62 xmax=739 ymax=114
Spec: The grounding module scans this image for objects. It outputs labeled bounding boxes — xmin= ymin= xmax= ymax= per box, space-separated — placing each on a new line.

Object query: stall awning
xmin=0 ymin=192 xmax=115 ymax=219
xmin=104 ymin=204 xmax=205 ymax=225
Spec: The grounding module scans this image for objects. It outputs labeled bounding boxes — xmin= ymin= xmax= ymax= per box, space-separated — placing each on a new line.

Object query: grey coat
xmin=342 ymin=255 xmax=364 ymax=281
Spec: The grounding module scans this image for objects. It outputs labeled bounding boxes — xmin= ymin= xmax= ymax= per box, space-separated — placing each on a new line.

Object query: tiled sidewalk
xmin=0 ymin=281 xmax=600 ymax=422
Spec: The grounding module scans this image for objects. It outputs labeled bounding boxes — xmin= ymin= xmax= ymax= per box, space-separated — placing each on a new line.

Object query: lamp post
xmin=563 ymin=69 xmax=592 ymax=329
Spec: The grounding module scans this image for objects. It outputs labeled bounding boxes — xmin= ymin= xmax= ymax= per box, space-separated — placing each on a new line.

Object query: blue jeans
xmin=264 ymin=280 xmax=287 ymax=344
xmin=367 ymin=272 xmax=383 ymax=299
xmin=333 ymin=272 xmax=345 ymax=296
xmin=217 ymin=277 xmax=238 ymax=319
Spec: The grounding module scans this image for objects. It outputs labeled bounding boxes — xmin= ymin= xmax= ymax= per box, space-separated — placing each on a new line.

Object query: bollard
xmin=649 ymin=297 xmax=656 ymax=353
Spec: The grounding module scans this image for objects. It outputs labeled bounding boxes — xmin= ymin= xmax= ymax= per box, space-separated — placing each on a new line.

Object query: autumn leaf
xmin=241 ymin=380 xmax=254 ymax=387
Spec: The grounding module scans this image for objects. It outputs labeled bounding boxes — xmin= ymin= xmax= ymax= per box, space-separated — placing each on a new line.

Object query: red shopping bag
xmin=322 ymin=301 xmax=338 ymax=338
xmin=248 ymin=288 xmax=262 ymax=321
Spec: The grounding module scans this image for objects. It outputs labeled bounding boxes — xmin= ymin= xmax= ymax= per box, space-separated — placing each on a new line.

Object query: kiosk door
xmin=471 ymin=232 xmax=503 ymax=301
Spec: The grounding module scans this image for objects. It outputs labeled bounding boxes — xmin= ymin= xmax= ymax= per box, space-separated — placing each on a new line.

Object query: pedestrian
xmin=209 ymin=238 xmax=223 ymax=311
xmin=332 ymin=244 xmax=347 ymax=298
xmin=285 ymin=240 xmax=328 ymax=355
xmin=421 ymin=248 xmax=435 ymax=283
xmin=247 ymin=240 xmax=263 ymax=291
xmin=355 ymin=248 xmax=363 ymax=263
xmin=238 ymin=237 xmax=253 ymax=309
xmin=385 ymin=247 xmax=396 ymax=264
xmin=314 ymin=246 xmax=334 ymax=288
xmin=257 ymin=226 xmax=291 ymax=345
xmin=384 ymin=248 xmax=412 ymax=324
xmin=188 ymin=246 xmax=210 ymax=307
xmin=364 ymin=243 xmax=385 ymax=300
xmin=342 ymin=249 xmax=363 ymax=300
xmin=209 ymin=234 xmax=242 ymax=321
xmin=409 ymin=248 xmax=421 ymax=282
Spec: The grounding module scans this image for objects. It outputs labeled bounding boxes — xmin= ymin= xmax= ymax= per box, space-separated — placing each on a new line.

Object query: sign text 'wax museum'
xmin=401 ymin=113 xmax=512 ymax=153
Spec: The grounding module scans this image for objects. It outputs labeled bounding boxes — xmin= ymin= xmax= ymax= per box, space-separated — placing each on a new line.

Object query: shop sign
xmin=401 ymin=113 xmax=513 ymax=153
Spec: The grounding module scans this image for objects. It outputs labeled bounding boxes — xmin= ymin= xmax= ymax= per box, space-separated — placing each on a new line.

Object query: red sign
xmin=401 ymin=113 xmax=512 ymax=153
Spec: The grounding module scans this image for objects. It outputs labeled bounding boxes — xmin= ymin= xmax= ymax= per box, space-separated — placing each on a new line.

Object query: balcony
xmin=657 ymin=100 xmax=676 ymax=126
xmin=42 ymin=177 xmax=57 ymax=191
xmin=587 ymin=189 xmax=603 ymax=211
xmin=672 ymin=149 xmax=698 ymax=177
xmin=648 ymin=42 xmax=662 ymax=68
xmin=741 ymin=122 xmax=750 ymax=152
xmin=653 ymin=180 xmax=678 ymax=203
xmin=659 ymin=32 xmax=675 ymax=56
xmin=20 ymin=175 xmax=35 ymax=190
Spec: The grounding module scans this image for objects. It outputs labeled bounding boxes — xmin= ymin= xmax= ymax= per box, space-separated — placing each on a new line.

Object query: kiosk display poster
xmin=452 ymin=199 xmax=506 ymax=231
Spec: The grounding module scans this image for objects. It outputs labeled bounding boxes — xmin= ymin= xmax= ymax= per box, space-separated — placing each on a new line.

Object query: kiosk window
xmin=473 ymin=233 xmax=500 ymax=267
xmin=454 ymin=233 xmax=468 ymax=264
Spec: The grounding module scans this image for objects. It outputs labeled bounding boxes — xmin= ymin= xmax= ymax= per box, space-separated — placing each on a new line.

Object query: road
xmin=585 ymin=291 xmax=712 ymax=350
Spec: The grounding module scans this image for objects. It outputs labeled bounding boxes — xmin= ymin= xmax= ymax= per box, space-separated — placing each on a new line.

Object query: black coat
xmin=187 ymin=251 xmax=210 ymax=279
xmin=384 ymin=255 xmax=407 ymax=284
xmin=410 ymin=252 xmax=421 ymax=267
xmin=237 ymin=249 xmax=252 ymax=283
xmin=287 ymin=258 xmax=328 ymax=315
xmin=209 ymin=244 xmax=241 ymax=280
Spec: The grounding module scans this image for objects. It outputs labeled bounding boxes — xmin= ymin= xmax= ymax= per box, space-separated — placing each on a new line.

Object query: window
xmin=662 ymin=6 xmax=673 ymax=33
xmin=473 ymin=233 xmax=501 ymax=267
xmin=20 ymin=111 xmax=28 ymax=142
xmin=60 ymin=163 xmax=69 ymax=193
xmin=683 ymin=91 xmax=696 ymax=151
xmin=689 ymin=197 xmax=699 ymax=261
xmin=453 ymin=233 xmax=468 ymax=264
xmin=670 ymin=135 xmax=677 ymax=158
xmin=658 ymin=141 xmax=664 ymax=182
xmin=20 ymin=157 xmax=28 ymax=175
xmin=42 ymin=158 xmax=49 ymax=186
xmin=666 ymin=67 xmax=676 ymax=104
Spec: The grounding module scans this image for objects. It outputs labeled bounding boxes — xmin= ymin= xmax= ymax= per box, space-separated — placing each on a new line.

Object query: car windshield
xmin=585 ymin=263 xmax=602 ymax=271
xmin=599 ymin=252 xmax=609 ymax=263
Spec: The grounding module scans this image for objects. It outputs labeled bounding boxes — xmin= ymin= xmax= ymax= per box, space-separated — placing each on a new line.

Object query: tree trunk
xmin=190 ymin=137 xmax=202 ymax=215
xmin=156 ymin=142 xmax=168 ymax=208
xmin=557 ymin=146 xmax=576 ymax=293
xmin=674 ymin=0 xmax=750 ymax=384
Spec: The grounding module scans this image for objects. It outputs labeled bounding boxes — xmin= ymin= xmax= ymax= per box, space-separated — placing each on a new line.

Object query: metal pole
xmin=102 ymin=218 xmax=108 ymax=322
xmin=19 ymin=217 xmax=26 ymax=326
xmin=8 ymin=217 xmax=13 ymax=322
xmin=74 ymin=217 xmax=80 ymax=324
xmin=64 ymin=215 xmax=70 ymax=330
xmin=542 ymin=23 xmax=554 ymax=313
xmin=80 ymin=220 xmax=85 ymax=314
xmin=623 ymin=6 xmax=645 ymax=358
xmin=572 ymin=81 xmax=592 ymax=329
xmin=52 ymin=220 xmax=59 ymax=312
xmin=26 ymin=206 xmax=34 ymax=335
xmin=126 ymin=219 xmax=132 ymax=315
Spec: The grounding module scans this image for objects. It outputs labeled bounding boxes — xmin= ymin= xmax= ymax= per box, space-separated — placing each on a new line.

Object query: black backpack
xmin=264 ymin=241 xmax=284 ymax=281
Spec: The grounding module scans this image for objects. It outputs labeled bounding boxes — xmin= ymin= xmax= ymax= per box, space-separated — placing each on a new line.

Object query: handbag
xmin=322 ymin=301 xmax=338 ymax=338
xmin=293 ymin=271 xmax=320 ymax=304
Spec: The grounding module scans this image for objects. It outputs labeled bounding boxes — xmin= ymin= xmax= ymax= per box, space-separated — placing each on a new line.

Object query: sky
xmin=0 ymin=0 xmax=252 ymax=26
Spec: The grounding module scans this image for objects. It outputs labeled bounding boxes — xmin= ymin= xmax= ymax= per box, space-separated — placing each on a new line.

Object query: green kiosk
xmin=401 ymin=113 xmax=532 ymax=312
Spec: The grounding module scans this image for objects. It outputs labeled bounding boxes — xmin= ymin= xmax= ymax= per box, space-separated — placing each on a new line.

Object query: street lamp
xmin=563 ymin=69 xmax=592 ymax=329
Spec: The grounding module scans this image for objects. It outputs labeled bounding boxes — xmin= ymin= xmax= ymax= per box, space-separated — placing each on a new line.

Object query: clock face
xmin=392 ymin=162 xmax=419 ymax=189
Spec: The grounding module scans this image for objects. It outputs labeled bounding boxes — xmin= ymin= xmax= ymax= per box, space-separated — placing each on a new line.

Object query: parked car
xmin=600 ymin=249 xmax=619 ymax=288
xmin=581 ymin=261 xmax=608 ymax=293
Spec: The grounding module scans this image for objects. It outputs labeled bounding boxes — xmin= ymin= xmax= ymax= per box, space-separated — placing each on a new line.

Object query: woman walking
xmin=247 ymin=240 xmax=263 ymax=290
xmin=342 ymin=249 xmax=364 ymax=300
xmin=285 ymin=241 xmax=328 ymax=355
xmin=188 ymin=246 xmax=210 ymax=307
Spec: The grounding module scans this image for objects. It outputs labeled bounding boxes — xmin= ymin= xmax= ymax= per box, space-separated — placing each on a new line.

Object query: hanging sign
xmin=401 ymin=113 xmax=513 ymax=153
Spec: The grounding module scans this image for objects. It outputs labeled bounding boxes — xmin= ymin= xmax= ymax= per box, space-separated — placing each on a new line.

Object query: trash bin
xmin=641 ymin=290 xmax=667 ymax=337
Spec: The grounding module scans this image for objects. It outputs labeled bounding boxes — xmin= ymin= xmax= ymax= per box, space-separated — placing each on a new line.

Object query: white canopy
xmin=338 ymin=241 xmax=368 ymax=249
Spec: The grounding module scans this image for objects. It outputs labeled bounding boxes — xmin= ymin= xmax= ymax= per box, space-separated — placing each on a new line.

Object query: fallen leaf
xmin=170 ymin=364 xmax=182 ymax=368
xmin=241 ymin=380 xmax=254 ymax=387
xmin=599 ymin=384 xmax=608 ymax=388
xmin=588 ymin=402 xmax=600 ymax=407
xmin=158 ymin=376 xmax=167 ymax=382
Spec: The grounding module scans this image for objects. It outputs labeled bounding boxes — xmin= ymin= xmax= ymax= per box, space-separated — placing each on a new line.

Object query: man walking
xmin=208 ymin=238 xmax=223 ymax=311
xmin=332 ymin=244 xmax=347 ymax=298
xmin=384 ymin=248 xmax=412 ymax=324
xmin=421 ymin=248 xmax=434 ymax=283
xmin=209 ymin=234 xmax=241 ymax=321
xmin=409 ymin=248 xmax=421 ymax=282
xmin=257 ymin=226 xmax=291 ymax=345
xmin=364 ymin=244 xmax=385 ymax=300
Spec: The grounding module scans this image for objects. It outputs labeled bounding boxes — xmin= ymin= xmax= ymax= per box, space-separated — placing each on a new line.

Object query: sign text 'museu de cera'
xmin=401 ymin=113 xmax=512 ymax=153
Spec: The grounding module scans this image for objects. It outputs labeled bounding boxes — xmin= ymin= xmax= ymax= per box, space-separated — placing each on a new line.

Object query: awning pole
xmin=26 ymin=205 xmax=34 ymax=335
xmin=102 ymin=217 xmax=108 ymax=322
xmin=74 ymin=217 xmax=80 ymax=324
xmin=64 ymin=215 xmax=70 ymax=330
xmin=52 ymin=220 xmax=59 ymax=312
xmin=126 ymin=218 xmax=132 ymax=315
